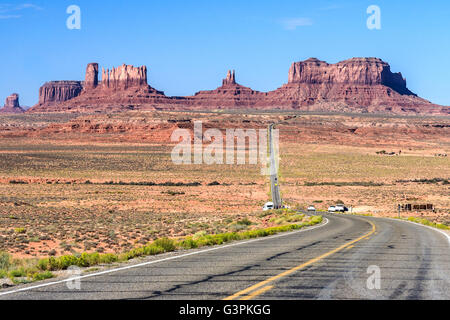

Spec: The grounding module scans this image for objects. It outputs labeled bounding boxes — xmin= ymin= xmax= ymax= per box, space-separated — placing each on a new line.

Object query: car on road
xmin=263 ymin=202 xmax=274 ymax=211
xmin=307 ymin=205 xmax=316 ymax=212
xmin=328 ymin=206 xmax=336 ymax=213
xmin=334 ymin=204 xmax=348 ymax=212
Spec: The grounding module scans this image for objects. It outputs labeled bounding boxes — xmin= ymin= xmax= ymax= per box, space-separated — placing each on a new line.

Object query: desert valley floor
xmin=0 ymin=110 xmax=448 ymax=259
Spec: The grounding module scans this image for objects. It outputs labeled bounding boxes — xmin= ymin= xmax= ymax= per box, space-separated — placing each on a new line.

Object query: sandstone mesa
xmin=26 ymin=58 xmax=449 ymax=115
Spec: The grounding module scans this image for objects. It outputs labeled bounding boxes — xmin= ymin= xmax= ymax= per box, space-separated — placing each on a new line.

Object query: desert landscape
xmin=0 ymin=53 xmax=448 ymax=287
xmin=0 ymin=108 xmax=448 ymax=260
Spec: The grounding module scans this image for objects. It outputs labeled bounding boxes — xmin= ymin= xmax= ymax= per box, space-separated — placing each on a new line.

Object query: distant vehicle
xmin=307 ymin=205 xmax=316 ymax=212
xmin=335 ymin=204 xmax=348 ymax=212
xmin=263 ymin=202 xmax=274 ymax=211
xmin=328 ymin=206 xmax=336 ymax=213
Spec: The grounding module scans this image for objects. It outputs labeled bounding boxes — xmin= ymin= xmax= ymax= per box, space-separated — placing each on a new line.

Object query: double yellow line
xmin=224 ymin=220 xmax=376 ymax=300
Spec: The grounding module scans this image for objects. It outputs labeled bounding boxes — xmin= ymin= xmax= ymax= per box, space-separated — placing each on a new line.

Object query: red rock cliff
xmin=38 ymin=81 xmax=83 ymax=105
xmin=287 ymin=57 xmax=412 ymax=95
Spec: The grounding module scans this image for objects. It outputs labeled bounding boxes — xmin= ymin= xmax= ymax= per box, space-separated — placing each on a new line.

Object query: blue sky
xmin=1 ymin=0 xmax=450 ymax=107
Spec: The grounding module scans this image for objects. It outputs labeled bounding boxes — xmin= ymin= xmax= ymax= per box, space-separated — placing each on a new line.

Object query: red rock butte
xmin=28 ymin=58 xmax=449 ymax=115
xmin=0 ymin=93 xmax=25 ymax=113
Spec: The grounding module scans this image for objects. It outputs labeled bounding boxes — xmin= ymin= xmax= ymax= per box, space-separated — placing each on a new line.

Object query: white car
xmin=307 ymin=206 xmax=316 ymax=212
xmin=328 ymin=206 xmax=336 ymax=213
xmin=263 ymin=202 xmax=274 ymax=211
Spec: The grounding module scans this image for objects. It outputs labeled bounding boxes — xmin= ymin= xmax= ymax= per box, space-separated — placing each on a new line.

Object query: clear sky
xmin=1 ymin=0 xmax=450 ymax=107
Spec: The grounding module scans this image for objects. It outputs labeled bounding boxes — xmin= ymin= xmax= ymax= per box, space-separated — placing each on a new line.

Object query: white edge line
xmin=0 ymin=217 xmax=329 ymax=297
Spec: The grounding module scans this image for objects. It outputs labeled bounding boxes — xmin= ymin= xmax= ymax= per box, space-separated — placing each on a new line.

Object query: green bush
xmin=407 ymin=217 xmax=449 ymax=230
xmin=177 ymin=237 xmax=198 ymax=249
xmin=0 ymin=252 xmax=11 ymax=270
xmin=14 ymin=228 xmax=26 ymax=234
xmin=153 ymin=238 xmax=176 ymax=252
xmin=145 ymin=245 xmax=165 ymax=256
xmin=9 ymin=268 xmax=26 ymax=278
xmin=32 ymin=271 xmax=54 ymax=281
xmin=99 ymin=253 xmax=118 ymax=264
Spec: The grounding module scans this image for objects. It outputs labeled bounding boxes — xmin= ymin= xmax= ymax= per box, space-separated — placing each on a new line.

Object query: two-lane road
xmin=1 ymin=214 xmax=449 ymax=300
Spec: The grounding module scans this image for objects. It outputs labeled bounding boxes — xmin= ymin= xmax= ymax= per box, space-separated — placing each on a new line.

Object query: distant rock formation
xmin=27 ymin=58 xmax=449 ymax=115
xmin=222 ymin=70 xmax=236 ymax=86
xmin=191 ymin=70 xmax=266 ymax=108
xmin=84 ymin=63 xmax=99 ymax=90
xmin=286 ymin=57 xmax=413 ymax=95
xmin=0 ymin=93 xmax=25 ymax=113
xmin=264 ymin=57 xmax=444 ymax=114
xmin=38 ymin=81 xmax=83 ymax=105
xmin=101 ymin=64 xmax=148 ymax=90
xmin=29 ymin=63 xmax=167 ymax=112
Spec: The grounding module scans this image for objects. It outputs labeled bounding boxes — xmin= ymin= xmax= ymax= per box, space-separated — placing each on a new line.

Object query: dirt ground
xmin=0 ymin=110 xmax=448 ymax=258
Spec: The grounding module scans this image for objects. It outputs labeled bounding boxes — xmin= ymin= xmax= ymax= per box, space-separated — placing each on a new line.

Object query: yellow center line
xmin=224 ymin=220 xmax=376 ymax=301
xmin=240 ymin=285 xmax=274 ymax=300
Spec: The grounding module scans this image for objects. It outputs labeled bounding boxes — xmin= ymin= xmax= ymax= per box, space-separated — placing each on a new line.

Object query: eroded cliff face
xmin=262 ymin=57 xmax=442 ymax=113
xmin=30 ymin=63 xmax=167 ymax=112
xmin=101 ymin=65 xmax=148 ymax=90
xmin=27 ymin=58 xmax=448 ymax=115
xmin=0 ymin=93 xmax=24 ymax=113
xmin=287 ymin=58 xmax=413 ymax=95
xmin=38 ymin=81 xmax=83 ymax=105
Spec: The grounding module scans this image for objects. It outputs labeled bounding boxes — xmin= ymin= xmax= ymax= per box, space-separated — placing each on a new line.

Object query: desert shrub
xmin=407 ymin=217 xmax=449 ymax=230
xmin=124 ymin=247 xmax=145 ymax=260
xmin=178 ymin=237 xmax=198 ymax=249
xmin=37 ymin=258 xmax=50 ymax=271
xmin=8 ymin=268 xmax=26 ymax=278
xmin=310 ymin=216 xmax=323 ymax=224
xmin=237 ymin=218 xmax=252 ymax=226
xmin=99 ymin=253 xmax=118 ymax=264
xmin=0 ymin=252 xmax=11 ymax=270
xmin=78 ymin=252 xmax=100 ymax=267
xmin=56 ymin=255 xmax=79 ymax=269
xmin=153 ymin=238 xmax=176 ymax=252
xmin=32 ymin=271 xmax=54 ymax=281
xmin=142 ymin=244 xmax=164 ymax=256
xmin=193 ymin=231 xmax=207 ymax=239
xmin=14 ymin=228 xmax=26 ymax=234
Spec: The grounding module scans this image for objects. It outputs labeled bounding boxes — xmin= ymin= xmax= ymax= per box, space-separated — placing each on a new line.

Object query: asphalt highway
xmin=1 ymin=214 xmax=449 ymax=300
